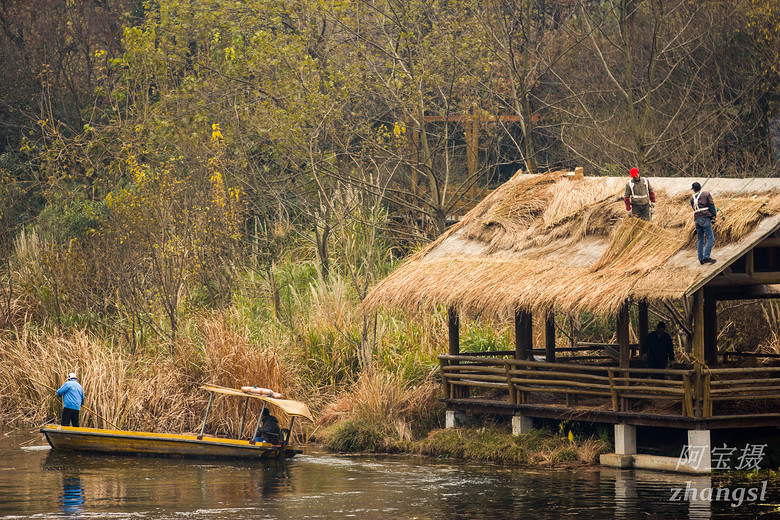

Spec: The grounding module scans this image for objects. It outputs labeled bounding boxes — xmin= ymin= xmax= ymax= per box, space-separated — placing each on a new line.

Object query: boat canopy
xmin=201 ymin=385 xmax=314 ymax=422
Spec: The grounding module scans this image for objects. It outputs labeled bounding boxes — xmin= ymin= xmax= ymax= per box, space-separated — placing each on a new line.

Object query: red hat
xmin=630 ymin=167 xmax=639 ymax=177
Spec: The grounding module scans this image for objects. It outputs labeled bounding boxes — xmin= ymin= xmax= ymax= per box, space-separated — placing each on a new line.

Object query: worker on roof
xmin=690 ymin=182 xmax=717 ymax=265
xmin=624 ymin=167 xmax=655 ymax=221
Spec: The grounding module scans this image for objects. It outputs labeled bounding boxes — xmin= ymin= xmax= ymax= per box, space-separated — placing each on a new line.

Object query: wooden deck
xmin=439 ymin=353 xmax=780 ymax=429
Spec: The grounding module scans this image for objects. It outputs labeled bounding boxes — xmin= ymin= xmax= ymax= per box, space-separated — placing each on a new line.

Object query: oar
xmin=31 ymin=379 xmax=121 ymax=430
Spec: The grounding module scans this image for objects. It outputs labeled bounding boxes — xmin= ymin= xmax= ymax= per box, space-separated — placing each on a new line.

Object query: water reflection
xmin=608 ymin=469 xmax=713 ymax=519
xmin=0 ymin=431 xmax=776 ymax=519
xmin=58 ymin=475 xmax=85 ymax=517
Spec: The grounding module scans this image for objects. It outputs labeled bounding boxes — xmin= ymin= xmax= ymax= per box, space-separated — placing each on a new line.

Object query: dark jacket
xmin=641 ymin=331 xmax=675 ymax=370
xmin=256 ymin=414 xmax=281 ymax=443
xmin=690 ymin=190 xmax=715 ymax=219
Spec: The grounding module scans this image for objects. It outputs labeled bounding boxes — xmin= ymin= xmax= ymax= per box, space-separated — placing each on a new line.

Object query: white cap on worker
xmin=68 ymin=372 xmax=77 ymax=380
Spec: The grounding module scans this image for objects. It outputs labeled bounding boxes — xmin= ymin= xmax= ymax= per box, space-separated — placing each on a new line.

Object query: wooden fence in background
xmin=439 ymin=354 xmax=780 ymax=419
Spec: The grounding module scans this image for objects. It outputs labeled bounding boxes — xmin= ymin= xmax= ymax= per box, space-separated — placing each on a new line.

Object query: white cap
xmin=68 ymin=372 xmax=77 ymax=380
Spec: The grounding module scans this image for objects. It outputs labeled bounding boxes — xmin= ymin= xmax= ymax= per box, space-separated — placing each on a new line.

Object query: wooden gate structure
xmin=363 ymin=171 xmax=780 ymax=433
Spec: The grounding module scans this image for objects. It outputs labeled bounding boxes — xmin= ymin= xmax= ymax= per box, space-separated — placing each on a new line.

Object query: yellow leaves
xmin=224 ymin=46 xmax=236 ymax=61
xmin=393 ymin=122 xmax=407 ymax=138
xmin=94 ymin=49 xmax=107 ymax=59
xmin=211 ymin=123 xmax=224 ymax=142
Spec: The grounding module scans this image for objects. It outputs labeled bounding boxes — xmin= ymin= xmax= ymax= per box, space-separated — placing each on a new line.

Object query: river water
xmin=1 ymin=430 xmax=778 ymax=519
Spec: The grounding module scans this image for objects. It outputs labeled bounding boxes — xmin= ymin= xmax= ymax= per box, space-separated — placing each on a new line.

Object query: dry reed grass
xmin=0 ymin=314 xmax=304 ymax=438
xmin=317 ymin=370 xmax=441 ymax=442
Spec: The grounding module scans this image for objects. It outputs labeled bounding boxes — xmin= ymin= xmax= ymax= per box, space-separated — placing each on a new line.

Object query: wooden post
xmin=439 ymin=358 xmax=451 ymax=400
xmin=704 ymin=289 xmax=717 ymax=366
xmin=545 ymin=314 xmax=555 ymax=362
xmin=448 ymin=306 xmax=465 ymax=398
xmin=693 ymin=289 xmax=705 ymax=364
xmin=506 ymin=365 xmax=517 ymax=404
xmin=617 ymin=305 xmax=630 ymax=368
xmin=638 ymin=301 xmax=649 ymax=358
xmin=515 ymin=309 xmax=532 ymax=361
xmin=448 ymin=306 xmax=459 ymax=356
xmin=609 ymin=369 xmax=619 ymax=411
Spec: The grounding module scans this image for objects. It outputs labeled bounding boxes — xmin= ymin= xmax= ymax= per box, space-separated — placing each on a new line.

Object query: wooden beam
xmin=515 ymin=309 xmax=532 ymax=361
xmin=423 ymin=114 xmax=521 ymax=123
xmin=711 ymin=284 xmax=780 ymax=300
xmin=693 ymin=289 xmax=705 ymax=363
xmin=448 ymin=307 xmax=459 ymax=356
xmin=545 ymin=314 xmax=556 ymax=362
xmin=706 ymin=272 xmax=780 ymax=287
xmin=757 ymin=238 xmax=780 ymax=248
xmin=704 ymin=290 xmax=717 ymax=366
xmin=746 ymin=249 xmax=755 ymax=276
xmin=617 ymin=306 xmax=630 ymax=368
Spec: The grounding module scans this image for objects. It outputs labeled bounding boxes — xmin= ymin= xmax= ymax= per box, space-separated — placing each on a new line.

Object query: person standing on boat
xmin=254 ymin=408 xmax=281 ymax=444
xmin=57 ymin=373 xmax=84 ymax=427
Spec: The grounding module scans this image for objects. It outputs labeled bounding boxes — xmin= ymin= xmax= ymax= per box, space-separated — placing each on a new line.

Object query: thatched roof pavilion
xmin=365 ymin=171 xmax=780 ymax=367
xmin=365 ymin=171 xmax=780 ymax=317
xmin=367 ymin=170 xmax=780 ymax=436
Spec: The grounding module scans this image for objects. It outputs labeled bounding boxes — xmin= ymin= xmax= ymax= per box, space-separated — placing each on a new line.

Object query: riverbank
xmin=316 ymin=421 xmax=610 ymax=468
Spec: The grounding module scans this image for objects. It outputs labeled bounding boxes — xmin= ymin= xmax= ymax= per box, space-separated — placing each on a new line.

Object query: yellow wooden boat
xmin=41 ymin=385 xmax=314 ymax=460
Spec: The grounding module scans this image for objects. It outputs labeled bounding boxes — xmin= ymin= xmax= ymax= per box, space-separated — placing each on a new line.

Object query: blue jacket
xmin=57 ymin=379 xmax=84 ymax=410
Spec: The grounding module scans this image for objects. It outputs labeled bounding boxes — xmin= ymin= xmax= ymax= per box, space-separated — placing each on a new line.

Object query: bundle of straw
xmin=542 ymin=179 xmax=617 ymax=227
xmin=592 ymin=218 xmax=687 ymax=273
xmin=715 ymin=197 xmax=769 ymax=244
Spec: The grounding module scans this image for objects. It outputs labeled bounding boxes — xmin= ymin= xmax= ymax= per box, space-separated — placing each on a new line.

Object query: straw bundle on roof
xmin=592 ymin=218 xmax=687 ymax=273
xmin=542 ymin=179 xmax=616 ymax=227
xmin=462 ymin=172 xmax=561 ymax=243
xmin=716 ymin=197 xmax=772 ymax=243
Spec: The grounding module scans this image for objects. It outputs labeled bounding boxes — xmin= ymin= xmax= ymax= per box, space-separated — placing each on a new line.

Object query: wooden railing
xmin=704 ymin=366 xmax=780 ymax=418
xmin=439 ymin=354 xmax=780 ymax=419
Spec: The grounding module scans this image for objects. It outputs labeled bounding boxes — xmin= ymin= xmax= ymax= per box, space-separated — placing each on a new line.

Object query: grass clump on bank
xmin=402 ymin=427 xmax=609 ymax=467
xmin=315 ymin=370 xmax=445 ymax=452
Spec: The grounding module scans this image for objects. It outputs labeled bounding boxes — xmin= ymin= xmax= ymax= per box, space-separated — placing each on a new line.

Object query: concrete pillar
xmin=511 ymin=415 xmax=534 ymax=435
xmin=614 ymin=424 xmax=636 ymax=455
xmin=445 ymin=410 xmax=465 ymax=429
xmin=677 ymin=429 xmax=711 ymax=474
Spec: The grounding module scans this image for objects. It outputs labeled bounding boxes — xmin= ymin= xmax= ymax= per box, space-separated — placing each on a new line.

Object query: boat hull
xmin=41 ymin=425 xmax=301 ymax=459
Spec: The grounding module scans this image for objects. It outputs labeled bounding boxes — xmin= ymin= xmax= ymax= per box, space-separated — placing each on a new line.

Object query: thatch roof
xmin=364 ymin=172 xmax=780 ymax=318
